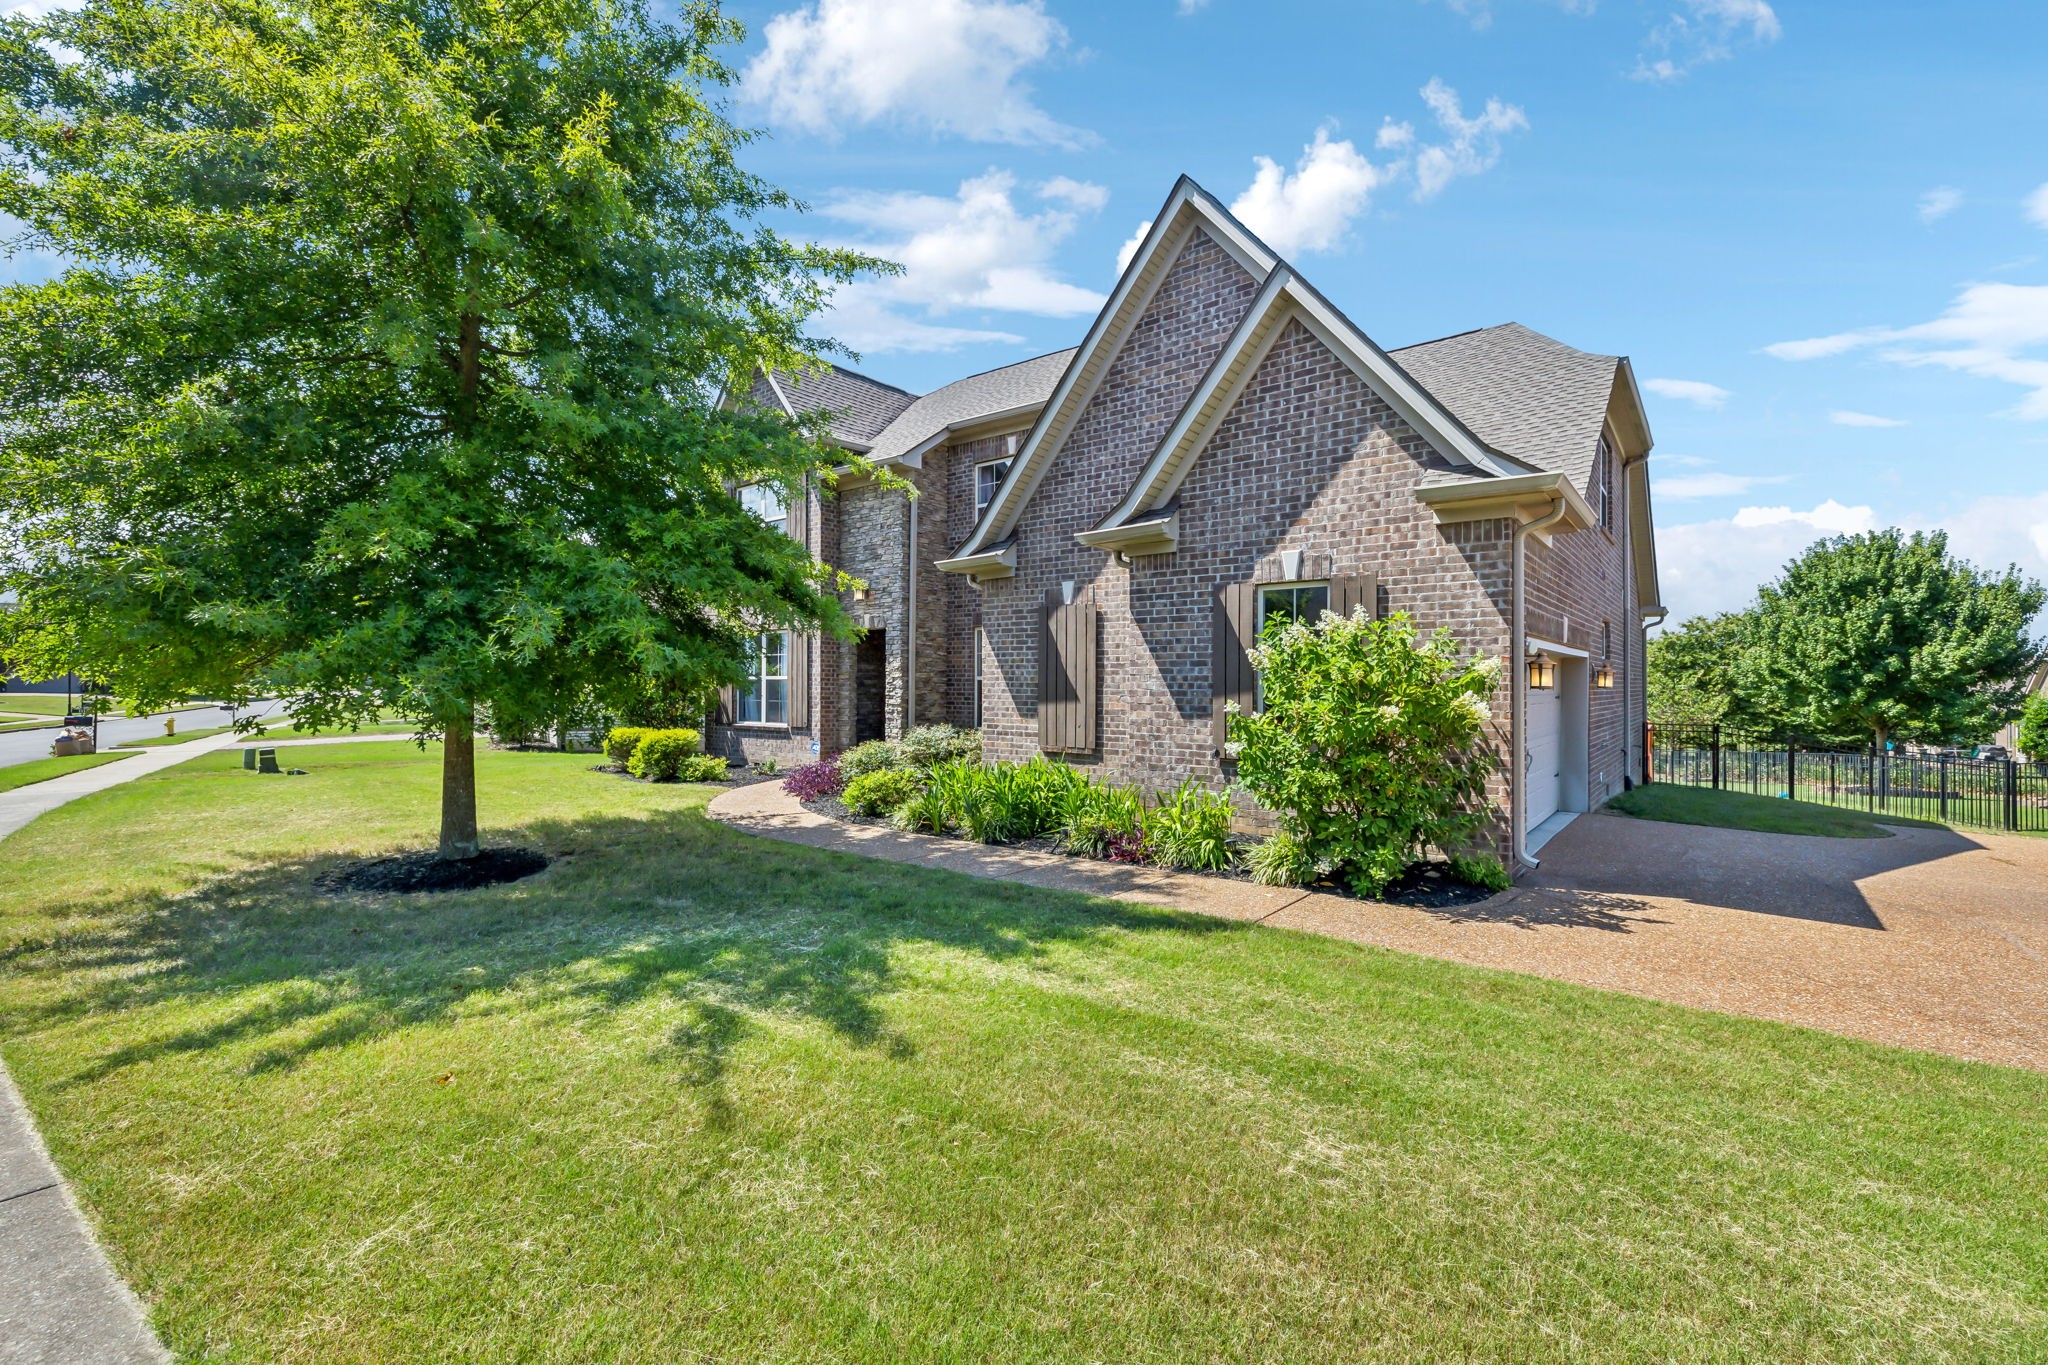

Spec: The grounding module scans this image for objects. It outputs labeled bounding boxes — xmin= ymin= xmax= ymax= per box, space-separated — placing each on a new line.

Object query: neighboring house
xmin=1996 ymin=659 xmax=2048 ymax=755
xmin=714 ymin=176 xmax=1662 ymax=868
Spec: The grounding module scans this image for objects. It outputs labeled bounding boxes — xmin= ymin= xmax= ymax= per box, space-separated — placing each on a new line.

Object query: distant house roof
xmin=1391 ymin=323 xmax=1624 ymax=495
xmin=864 ymin=348 xmax=1078 ymax=466
xmin=750 ymin=364 xmax=919 ymax=451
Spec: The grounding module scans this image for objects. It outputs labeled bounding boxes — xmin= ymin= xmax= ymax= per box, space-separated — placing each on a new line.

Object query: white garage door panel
xmin=1525 ymin=678 xmax=1562 ymax=830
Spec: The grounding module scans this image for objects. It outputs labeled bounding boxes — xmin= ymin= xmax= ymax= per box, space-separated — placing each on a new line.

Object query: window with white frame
xmin=741 ymin=482 xmax=787 ymax=536
xmin=1596 ymin=440 xmax=1613 ymax=530
xmin=973 ymin=625 xmax=985 ymax=727
xmin=1257 ymin=581 xmax=1330 ymax=637
xmin=736 ymin=631 xmax=789 ymax=725
xmin=974 ymin=458 xmax=1011 ymax=517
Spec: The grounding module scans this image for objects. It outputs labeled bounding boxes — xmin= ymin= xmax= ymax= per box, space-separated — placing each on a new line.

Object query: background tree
xmin=0 ymin=0 xmax=883 ymax=858
xmin=1645 ymin=611 xmax=1782 ymax=732
xmin=2019 ymin=692 xmax=2048 ymax=763
xmin=1750 ymin=530 xmax=2045 ymax=750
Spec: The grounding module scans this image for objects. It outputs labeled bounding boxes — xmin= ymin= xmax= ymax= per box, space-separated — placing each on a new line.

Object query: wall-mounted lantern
xmin=1595 ymin=664 xmax=1616 ymax=689
xmin=1526 ymin=654 xmax=1556 ymax=690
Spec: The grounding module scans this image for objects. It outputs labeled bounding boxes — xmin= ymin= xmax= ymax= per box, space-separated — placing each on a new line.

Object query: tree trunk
xmin=440 ymin=705 xmax=480 ymax=861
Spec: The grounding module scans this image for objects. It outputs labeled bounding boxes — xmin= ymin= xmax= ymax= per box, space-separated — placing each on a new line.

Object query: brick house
xmin=712 ymin=177 xmax=1663 ymax=869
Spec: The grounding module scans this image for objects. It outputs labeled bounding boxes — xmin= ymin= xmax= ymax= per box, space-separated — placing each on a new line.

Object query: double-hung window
xmin=737 ymin=631 xmax=789 ymax=725
xmin=741 ymin=482 xmax=787 ymax=535
xmin=1257 ymin=582 xmax=1329 ymax=637
xmin=974 ymin=458 xmax=1012 ymax=517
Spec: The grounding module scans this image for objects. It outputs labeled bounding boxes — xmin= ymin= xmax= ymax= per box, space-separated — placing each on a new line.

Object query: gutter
xmin=1510 ymin=495 xmax=1574 ymax=874
xmin=905 ymin=490 xmax=918 ymax=730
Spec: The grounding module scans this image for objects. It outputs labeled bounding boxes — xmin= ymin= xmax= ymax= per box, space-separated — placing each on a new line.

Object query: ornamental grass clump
xmin=956 ymin=756 xmax=1080 ymax=844
xmin=1056 ymin=781 xmax=1146 ymax=858
xmin=1230 ymin=609 xmax=1499 ymax=897
xmin=1245 ymin=831 xmax=1319 ymax=887
xmin=1142 ymin=780 xmax=1235 ymax=871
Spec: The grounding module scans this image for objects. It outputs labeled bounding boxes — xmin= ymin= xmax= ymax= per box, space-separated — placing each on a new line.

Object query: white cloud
xmin=1918 ymin=186 xmax=1963 ymax=223
xmin=1208 ymin=82 xmax=1526 ymax=264
xmin=1633 ymin=0 xmax=1781 ymax=82
xmin=819 ymin=171 xmax=1105 ymax=354
xmin=1115 ymin=220 xmax=1152 ymax=274
xmin=741 ymin=0 xmax=1087 ymax=148
xmin=2027 ymin=184 xmax=2048 ymax=229
xmin=1732 ymin=500 xmax=1876 ymax=534
xmin=1643 ymin=377 xmax=1731 ymax=409
xmin=1653 ymin=471 xmax=1790 ymax=499
xmin=1229 ymin=125 xmax=1389 ymax=257
xmin=1764 ymin=282 xmax=2048 ymax=418
xmin=1411 ymin=79 xmax=1528 ymax=201
xmin=1829 ymin=409 xmax=1907 ymax=428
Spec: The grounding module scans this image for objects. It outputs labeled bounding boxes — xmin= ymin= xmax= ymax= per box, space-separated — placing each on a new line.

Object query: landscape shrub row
xmin=601 ymin=726 xmax=727 ymax=783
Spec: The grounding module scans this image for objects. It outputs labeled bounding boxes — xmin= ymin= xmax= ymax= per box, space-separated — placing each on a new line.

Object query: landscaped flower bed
xmin=780 ymin=724 xmax=1503 ymax=910
xmin=594 ymin=725 xmax=774 ymax=785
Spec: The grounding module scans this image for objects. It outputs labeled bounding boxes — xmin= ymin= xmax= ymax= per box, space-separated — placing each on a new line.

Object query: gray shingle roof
xmin=1390 ymin=322 xmax=1620 ymax=494
xmin=754 ymin=364 xmax=920 ymax=449
xmin=866 ymin=349 xmax=1078 ymax=465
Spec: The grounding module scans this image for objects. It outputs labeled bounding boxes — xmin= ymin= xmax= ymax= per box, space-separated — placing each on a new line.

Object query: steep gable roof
xmin=950 ymin=176 xmax=1524 ymax=571
xmin=1391 ymin=323 xmax=1625 ymax=495
xmin=754 ymin=364 xmax=919 ymax=452
xmin=865 ymin=349 xmax=1077 ymax=467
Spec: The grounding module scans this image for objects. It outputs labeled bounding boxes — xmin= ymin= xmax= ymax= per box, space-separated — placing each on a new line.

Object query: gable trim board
xmin=946 ymin=178 xmax=1536 ymax=579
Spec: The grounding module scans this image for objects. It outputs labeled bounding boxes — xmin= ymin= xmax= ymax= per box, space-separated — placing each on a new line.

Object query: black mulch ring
xmin=797 ymin=794 xmax=1500 ymax=908
xmin=319 ymin=847 xmax=551 ymax=895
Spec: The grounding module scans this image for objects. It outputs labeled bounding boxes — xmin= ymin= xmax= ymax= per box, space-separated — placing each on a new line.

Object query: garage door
xmin=1525 ymin=670 xmax=1562 ymax=831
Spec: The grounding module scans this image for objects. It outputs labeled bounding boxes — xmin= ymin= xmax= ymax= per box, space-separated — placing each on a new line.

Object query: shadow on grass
xmin=1 ymin=805 xmax=1238 ymax=1120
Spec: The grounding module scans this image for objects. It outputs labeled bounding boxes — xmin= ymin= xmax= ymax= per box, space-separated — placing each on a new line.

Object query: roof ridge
xmin=1389 ymin=322 xmax=1520 ymax=353
xmin=915 ymin=347 xmax=1080 ymax=395
xmin=818 ymin=361 xmax=920 ymax=398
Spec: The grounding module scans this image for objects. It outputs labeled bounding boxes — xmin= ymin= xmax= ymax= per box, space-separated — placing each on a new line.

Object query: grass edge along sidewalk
xmin=0 ymin=752 xmax=136 ymax=794
xmin=1 ymin=741 xmax=2043 ymax=1362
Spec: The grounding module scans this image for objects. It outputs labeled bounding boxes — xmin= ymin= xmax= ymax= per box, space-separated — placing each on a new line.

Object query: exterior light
xmin=1595 ymin=664 xmax=1615 ymax=689
xmin=851 ymin=586 xmax=870 ymax=603
xmin=1526 ymin=655 xmax=1556 ymax=690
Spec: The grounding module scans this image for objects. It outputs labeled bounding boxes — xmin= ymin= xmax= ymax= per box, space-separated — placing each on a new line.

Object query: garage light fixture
xmin=1595 ymin=664 xmax=1615 ymax=689
xmin=1526 ymin=655 xmax=1556 ymax=690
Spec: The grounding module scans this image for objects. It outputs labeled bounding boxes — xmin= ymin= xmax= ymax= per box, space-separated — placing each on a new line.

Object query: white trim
xmin=1073 ymin=510 xmax=1178 ymax=556
xmin=951 ymin=178 xmax=1280 ymax=565
xmin=760 ymin=370 xmax=796 ymax=417
xmin=935 ymin=542 xmax=1018 ymax=581
xmin=1527 ymin=636 xmax=1590 ymax=659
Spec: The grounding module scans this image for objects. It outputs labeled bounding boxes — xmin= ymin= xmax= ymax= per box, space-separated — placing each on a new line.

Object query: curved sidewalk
xmin=708 ymin=782 xmax=2048 ymax=1072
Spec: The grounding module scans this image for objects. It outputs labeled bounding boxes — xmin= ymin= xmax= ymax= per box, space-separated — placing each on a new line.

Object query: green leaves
xmin=1231 ymin=610 xmax=1500 ymax=897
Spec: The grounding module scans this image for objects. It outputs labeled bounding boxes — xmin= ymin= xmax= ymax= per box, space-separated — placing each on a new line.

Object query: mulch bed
xmin=798 ymin=794 xmax=1496 ymax=910
xmin=320 ymin=847 xmax=551 ymax=895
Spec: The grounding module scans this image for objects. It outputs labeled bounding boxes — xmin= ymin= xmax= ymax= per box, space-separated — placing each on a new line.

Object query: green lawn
xmin=2 ymin=745 xmax=2044 ymax=1363
xmin=0 ymin=750 xmax=135 ymax=792
xmin=0 ymin=717 xmax=60 ymax=733
xmin=1604 ymin=783 xmax=1950 ymax=838
xmin=0 ymin=693 xmax=87 ymax=717
xmin=116 ymin=725 xmax=233 ymax=749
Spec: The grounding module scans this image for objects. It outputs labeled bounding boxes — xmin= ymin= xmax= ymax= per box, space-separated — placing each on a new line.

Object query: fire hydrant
xmin=164 ymin=715 xmax=175 ymax=738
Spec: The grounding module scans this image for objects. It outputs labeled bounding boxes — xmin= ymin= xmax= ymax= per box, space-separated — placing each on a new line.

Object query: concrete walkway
xmin=708 ymin=782 xmax=2048 ymax=1072
xmin=0 ymin=727 xmax=258 ymax=845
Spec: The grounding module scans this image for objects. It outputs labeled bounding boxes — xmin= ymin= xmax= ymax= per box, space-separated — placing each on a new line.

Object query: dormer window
xmin=975 ymin=458 xmax=1012 ymax=517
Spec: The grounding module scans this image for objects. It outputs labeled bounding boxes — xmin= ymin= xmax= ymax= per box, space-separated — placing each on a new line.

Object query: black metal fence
xmin=1647 ymin=721 xmax=2048 ymax=834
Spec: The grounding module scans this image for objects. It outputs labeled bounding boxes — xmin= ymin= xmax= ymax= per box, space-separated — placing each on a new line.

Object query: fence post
xmin=1878 ymin=748 xmax=1888 ymax=811
xmin=2009 ymin=759 xmax=2020 ymax=832
xmin=1786 ymin=745 xmax=1795 ymax=801
xmin=1939 ymin=754 xmax=1948 ymax=820
xmin=1711 ymin=723 xmax=1722 ymax=791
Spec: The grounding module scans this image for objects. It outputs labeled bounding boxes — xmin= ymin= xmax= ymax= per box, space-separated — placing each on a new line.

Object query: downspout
xmin=905 ymin=488 xmax=918 ymax=731
xmin=1511 ymin=496 xmax=1573 ymax=873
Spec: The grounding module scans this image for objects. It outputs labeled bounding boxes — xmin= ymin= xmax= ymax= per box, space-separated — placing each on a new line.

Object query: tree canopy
xmin=1646 ymin=611 xmax=1779 ymax=732
xmin=1749 ymin=530 xmax=2044 ymax=747
xmin=0 ymin=0 xmax=884 ymax=856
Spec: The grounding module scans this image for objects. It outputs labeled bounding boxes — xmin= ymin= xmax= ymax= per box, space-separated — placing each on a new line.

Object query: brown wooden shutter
xmin=1038 ymin=590 xmax=1097 ymax=754
xmin=1330 ymin=571 xmax=1379 ymax=621
xmin=713 ymin=685 xmax=735 ymax=727
xmin=1211 ymin=581 xmax=1258 ymax=750
xmin=787 ymin=631 xmax=810 ymax=729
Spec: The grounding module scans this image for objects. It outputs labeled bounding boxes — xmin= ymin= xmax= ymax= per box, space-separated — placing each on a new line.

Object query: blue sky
xmin=7 ymin=0 xmax=2045 ymax=626
xmin=720 ymin=0 xmax=2048 ymax=626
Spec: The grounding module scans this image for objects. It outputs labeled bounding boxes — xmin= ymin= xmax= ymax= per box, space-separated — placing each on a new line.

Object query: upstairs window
xmin=975 ymin=458 xmax=1012 ymax=517
xmin=737 ymin=631 xmax=789 ymax=725
xmin=1596 ymin=440 xmax=1613 ymax=530
xmin=741 ymin=483 xmax=787 ymax=536
xmin=1258 ymin=582 xmax=1330 ymax=637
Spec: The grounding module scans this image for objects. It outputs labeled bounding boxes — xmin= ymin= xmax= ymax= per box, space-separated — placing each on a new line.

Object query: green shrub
xmin=899 ymin=724 xmax=982 ymax=769
xmin=1231 ymin=610 xmax=1499 ymax=897
xmin=1245 ymin=831 xmax=1319 ymax=887
xmin=2019 ymin=694 xmax=2048 ymax=763
xmin=957 ymin=756 xmax=1082 ymax=844
xmin=1056 ymin=781 xmax=1146 ymax=858
xmin=603 ymin=725 xmax=651 ymax=767
xmin=627 ymin=729 xmax=702 ymax=781
xmin=837 ymin=740 xmax=902 ymax=782
xmin=893 ymin=765 xmax=967 ymax=835
xmin=755 ymin=758 xmax=780 ymax=776
xmin=676 ymin=753 xmax=730 ymax=783
xmin=843 ymin=767 xmax=923 ymax=818
xmin=1448 ymin=851 xmax=1512 ymax=893
xmin=1143 ymin=779 xmax=1236 ymax=871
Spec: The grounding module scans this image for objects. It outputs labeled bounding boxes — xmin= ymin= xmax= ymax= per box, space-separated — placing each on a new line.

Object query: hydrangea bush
xmin=1229 ymin=610 xmax=1500 ymax=896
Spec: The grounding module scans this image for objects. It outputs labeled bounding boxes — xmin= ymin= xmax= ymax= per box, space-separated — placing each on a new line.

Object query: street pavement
xmin=0 ymin=700 xmax=290 ymax=771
